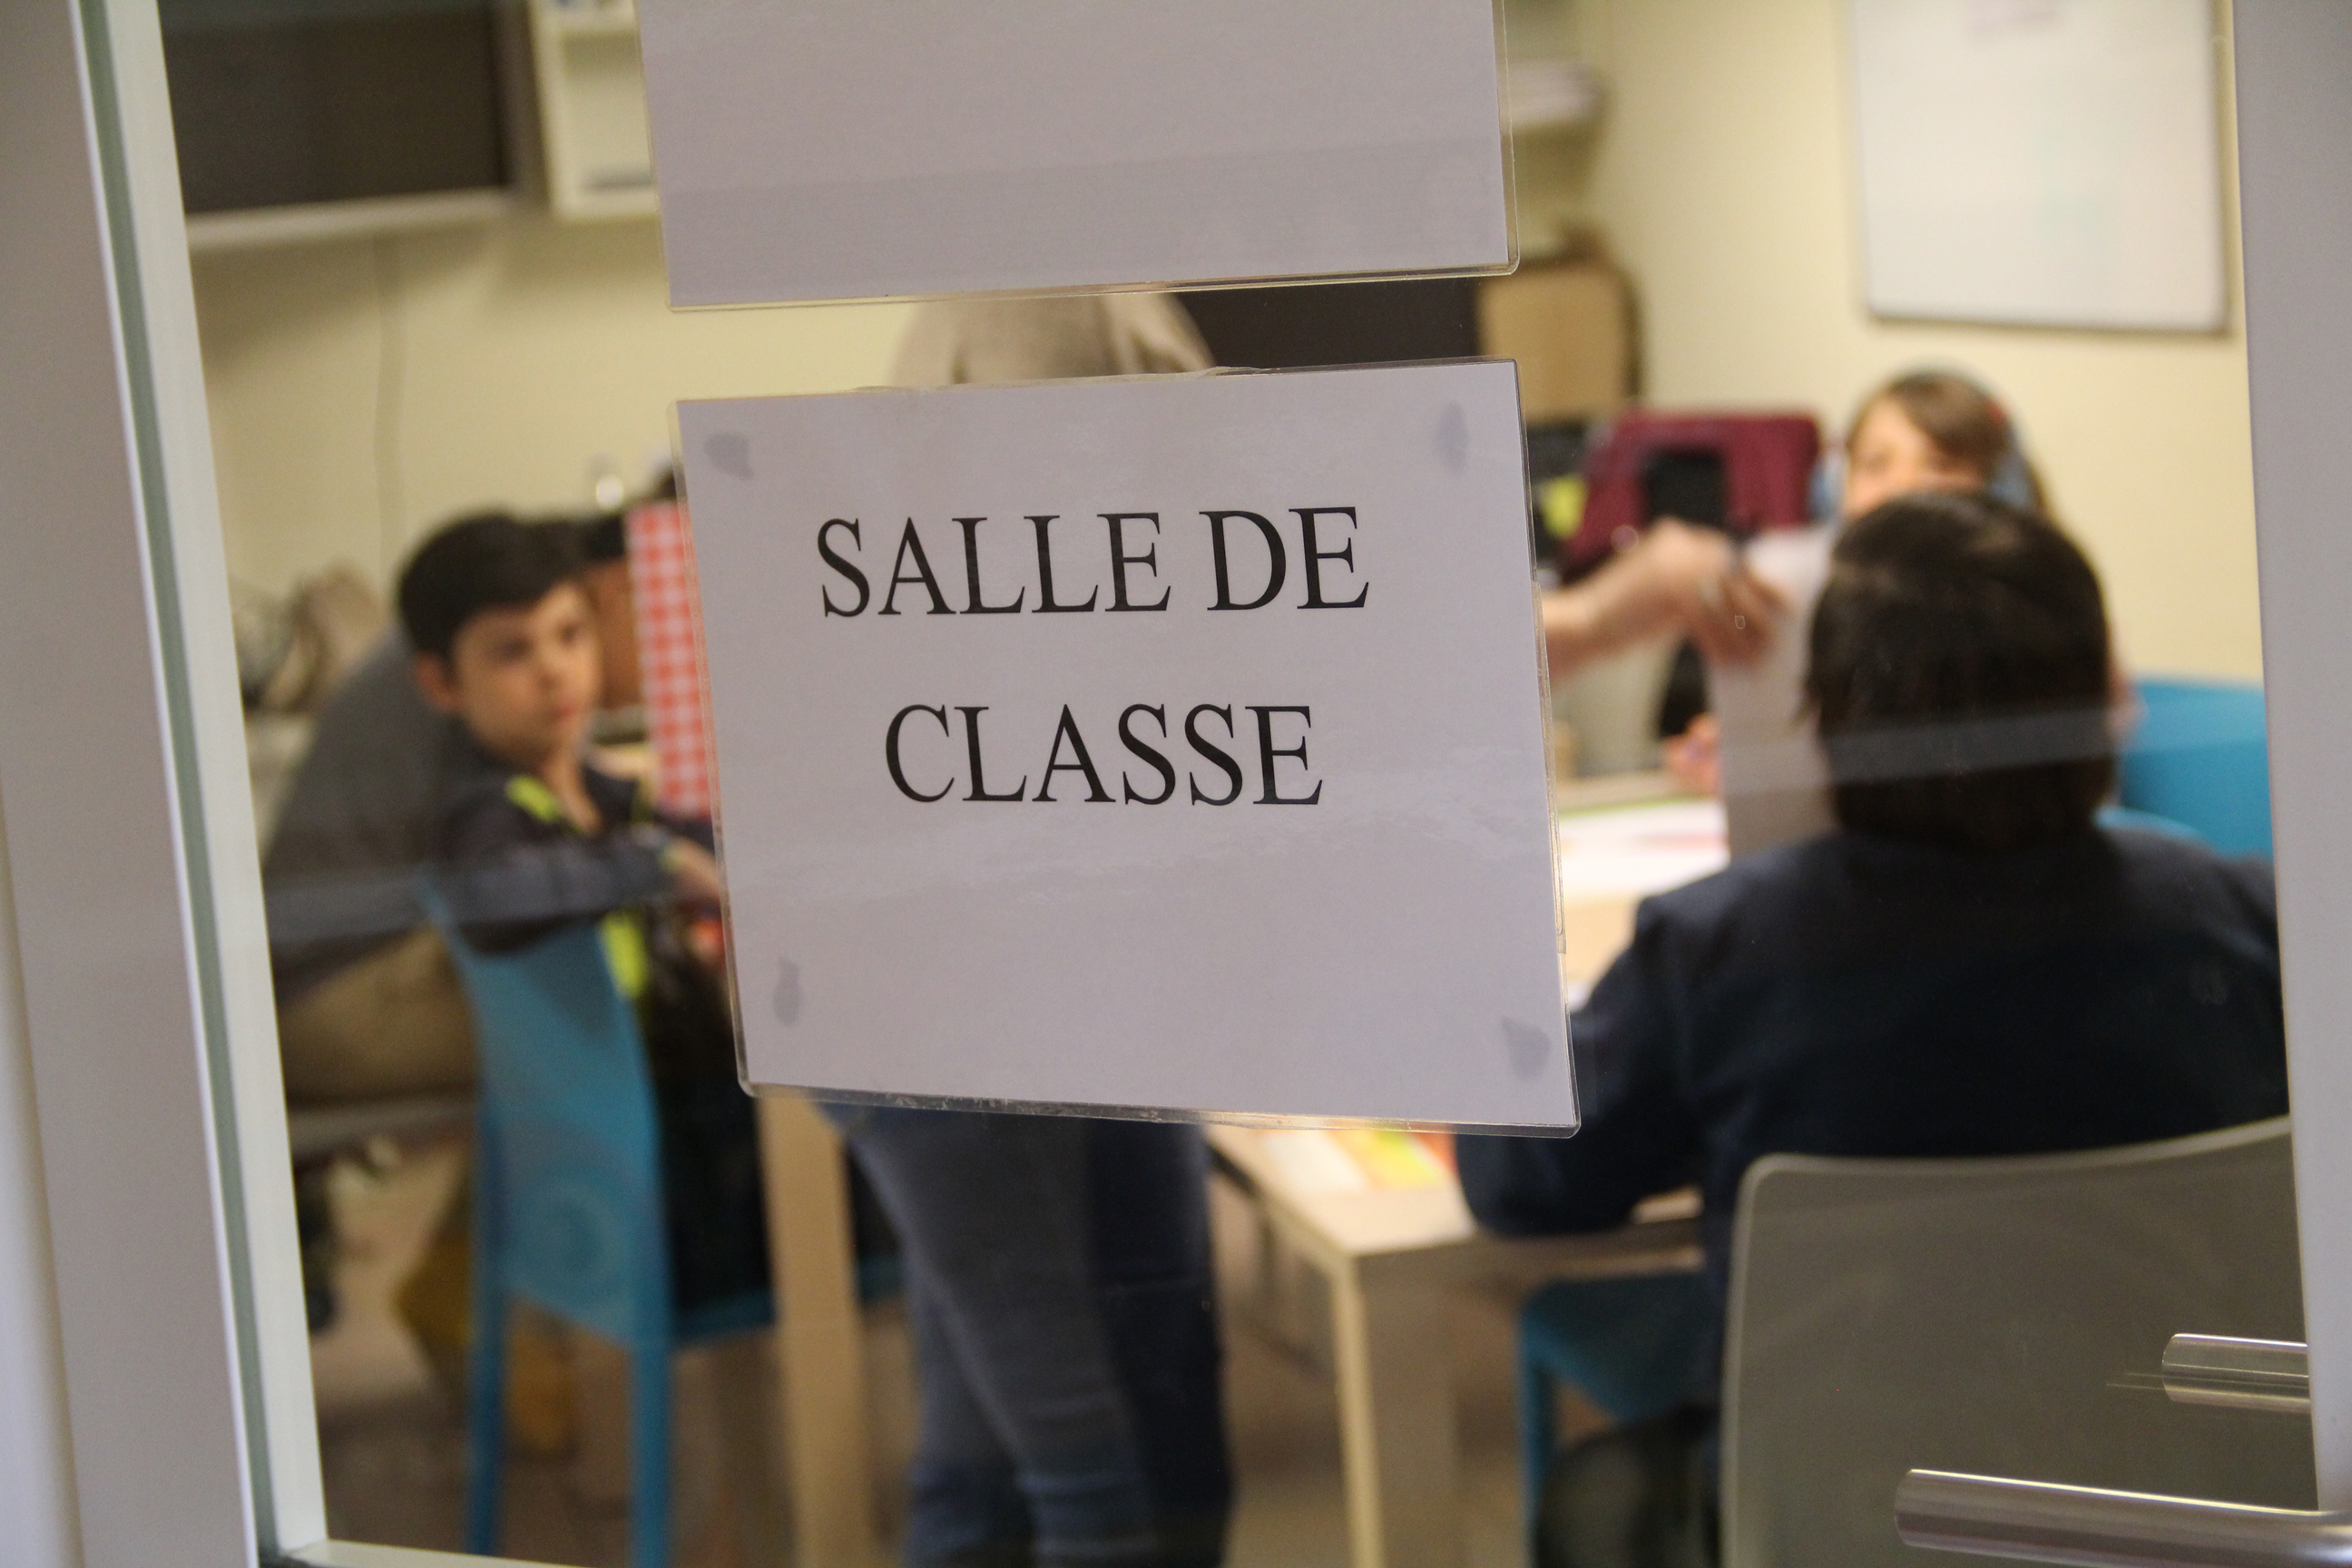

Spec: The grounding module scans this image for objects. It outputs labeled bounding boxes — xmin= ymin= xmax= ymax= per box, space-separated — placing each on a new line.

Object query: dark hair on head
xmin=397 ymin=512 xmax=583 ymax=661
xmin=1852 ymin=368 xmax=2047 ymax=514
xmin=1807 ymin=492 xmax=2112 ymax=853
xmin=571 ymin=509 xmax=629 ymax=564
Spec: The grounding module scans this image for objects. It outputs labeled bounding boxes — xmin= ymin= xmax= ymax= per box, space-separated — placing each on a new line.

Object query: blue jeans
xmin=833 ymin=1107 xmax=1231 ymax=1568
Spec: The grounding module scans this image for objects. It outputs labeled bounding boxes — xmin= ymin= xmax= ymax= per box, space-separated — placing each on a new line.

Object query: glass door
xmin=9 ymin=3 xmax=2352 ymax=1567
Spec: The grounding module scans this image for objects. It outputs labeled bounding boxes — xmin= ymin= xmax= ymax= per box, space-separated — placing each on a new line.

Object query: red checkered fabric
xmin=626 ymin=500 xmax=717 ymax=820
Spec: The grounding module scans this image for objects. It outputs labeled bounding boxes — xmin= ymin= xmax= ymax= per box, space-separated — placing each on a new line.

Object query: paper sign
xmin=681 ymin=363 xmax=1571 ymax=1126
xmin=636 ymin=0 xmax=1512 ymax=306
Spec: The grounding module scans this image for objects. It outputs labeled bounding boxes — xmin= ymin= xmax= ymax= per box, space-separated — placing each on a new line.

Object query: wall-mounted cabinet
xmin=520 ymin=0 xmax=1583 ymax=227
xmin=1501 ymin=0 xmax=1601 ymax=131
xmin=530 ymin=0 xmax=659 ymax=221
xmin=1505 ymin=58 xmax=1602 ymax=135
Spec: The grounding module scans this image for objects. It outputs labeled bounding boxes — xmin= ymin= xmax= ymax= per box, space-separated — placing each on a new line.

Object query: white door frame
xmin=2234 ymin=0 xmax=2352 ymax=1512
xmin=5 ymin=2 xmax=2352 ymax=1565
xmin=0 ymin=0 xmax=320 ymax=1563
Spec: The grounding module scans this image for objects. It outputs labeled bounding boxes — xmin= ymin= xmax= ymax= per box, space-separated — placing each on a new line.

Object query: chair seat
xmin=1518 ymin=1270 xmax=1714 ymax=1524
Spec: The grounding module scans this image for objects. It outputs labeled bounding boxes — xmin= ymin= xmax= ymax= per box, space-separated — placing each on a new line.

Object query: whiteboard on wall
xmin=1848 ymin=0 xmax=2225 ymax=331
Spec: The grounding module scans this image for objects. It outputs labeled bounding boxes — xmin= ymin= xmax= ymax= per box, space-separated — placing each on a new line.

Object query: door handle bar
xmin=1896 ymin=1470 xmax=2352 ymax=1568
xmin=2161 ymin=1335 xmax=2311 ymax=1413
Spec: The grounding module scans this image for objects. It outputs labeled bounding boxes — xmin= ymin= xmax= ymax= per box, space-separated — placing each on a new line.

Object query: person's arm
xmin=1456 ymin=903 xmax=1704 ymax=1234
xmin=1544 ymin=519 xmax=1787 ymax=677
xmin=435 ymin=788 xmax=681 ymax=953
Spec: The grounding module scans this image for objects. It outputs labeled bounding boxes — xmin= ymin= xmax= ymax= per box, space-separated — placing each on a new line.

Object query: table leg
xmin=1328 ymin=1263 xmax=1465 ymax=1568
xmin=756 ymin=1092 xmax=881 ymax=1568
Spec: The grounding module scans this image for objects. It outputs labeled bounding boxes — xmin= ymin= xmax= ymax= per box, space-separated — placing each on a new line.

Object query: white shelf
xmin=1505 ymin=58 xmax=1602 ymax=133
xmin=185 ymin=188 xmax=517 ymax=254
xmin=529 ymin=0 xmax=659 ymax=222
xmin=539 ymin=0 xmax=639 ymax=39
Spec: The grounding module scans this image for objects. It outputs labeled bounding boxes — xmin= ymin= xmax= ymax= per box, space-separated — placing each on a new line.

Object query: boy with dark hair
xmin=400 ymin=514 xmax=720 ymax=941
xmin=1461 ymin=494 xmax=2287 ymax=1558
xmin=402 ymin=513 xmax=764 ymax=1315
xmin=268 ymin=507 xmax=654 ymax=1108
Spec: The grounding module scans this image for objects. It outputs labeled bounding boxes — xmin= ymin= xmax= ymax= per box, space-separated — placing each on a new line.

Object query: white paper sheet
xmin=681 ymin=363 xmax=1571 ymax=1126
xmin=638 ymin=0 xmax=1513 ymax=305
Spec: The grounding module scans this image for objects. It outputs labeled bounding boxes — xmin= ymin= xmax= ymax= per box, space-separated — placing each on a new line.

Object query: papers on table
xmin=1256 ymin=1128 xmax=1455 ymax=1197
xmin=1554 ymin=798 xmax=1730 ymax=903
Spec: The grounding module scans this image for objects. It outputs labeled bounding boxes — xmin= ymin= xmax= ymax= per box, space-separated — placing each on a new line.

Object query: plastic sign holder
xmin=681 ymin=361 xmax=1572 ymax=1128
xmin=636 ymin=0 xmax=1516 ymax=307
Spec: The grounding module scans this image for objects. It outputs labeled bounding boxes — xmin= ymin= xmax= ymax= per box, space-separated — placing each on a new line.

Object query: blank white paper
xmin=638 ymin=0 xmax=1514 ymax=306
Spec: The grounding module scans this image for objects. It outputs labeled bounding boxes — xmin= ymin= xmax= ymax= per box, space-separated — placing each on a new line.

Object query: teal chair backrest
xmin=2119 ymin=679 xmax=2271 ymax=858
xmin=422 ymin=884 xmax=682 ymax=1568
xmin=418 ymin=882 xmax=668 ymax=1346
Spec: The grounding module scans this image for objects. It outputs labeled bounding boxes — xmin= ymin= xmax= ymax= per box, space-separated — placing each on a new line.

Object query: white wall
xmin=1552 ymin=0 xmax=2262 ymax=680
xmin=191 ymin=216 xmax=912 ymax=594
xmin=193 ymin=3 xmax=2262 ymax=681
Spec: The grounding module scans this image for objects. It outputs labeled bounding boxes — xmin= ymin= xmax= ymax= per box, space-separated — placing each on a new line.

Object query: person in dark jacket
xmin=1460 ymin=493 xmax=2288 ymax=1563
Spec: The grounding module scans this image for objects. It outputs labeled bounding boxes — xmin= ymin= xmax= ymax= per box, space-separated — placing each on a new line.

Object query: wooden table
xmin=756 ymin=1093 xmax=887 ymax=1567
xmin=1206 ymin=1128 xmax=1700 ymax=1568
xmin=1552 ymin=771 xmax=1729 ymax=988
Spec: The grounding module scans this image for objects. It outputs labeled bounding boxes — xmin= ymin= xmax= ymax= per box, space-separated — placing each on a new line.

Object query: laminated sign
xmin=682 ymin=362 xmax=1571 ymax=1127
xmin=636 ymin=0 xmax=1513 ymax=305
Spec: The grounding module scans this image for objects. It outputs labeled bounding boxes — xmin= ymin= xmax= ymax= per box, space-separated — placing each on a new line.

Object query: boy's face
xmin=413 ymin=583 xmax=603 ymax=769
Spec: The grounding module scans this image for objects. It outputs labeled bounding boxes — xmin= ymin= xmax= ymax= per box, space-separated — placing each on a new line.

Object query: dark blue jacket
xmin=1459 ymin=826 xmax=2288 ymax=1333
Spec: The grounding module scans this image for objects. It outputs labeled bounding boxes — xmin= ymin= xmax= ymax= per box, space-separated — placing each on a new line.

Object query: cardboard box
xmin=1477 ymin=260 xmax=1633 ymax=422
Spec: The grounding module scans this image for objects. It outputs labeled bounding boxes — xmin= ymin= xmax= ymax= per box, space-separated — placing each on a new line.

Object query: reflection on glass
xmin=177 ymin=9 xmax=2287 ymax=1566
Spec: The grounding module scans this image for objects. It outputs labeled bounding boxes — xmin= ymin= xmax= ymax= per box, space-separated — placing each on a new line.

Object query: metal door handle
xmin=1895 ymin=1471 xmax=2352 ymax=1567
xmin=2161 ymin=1335 xmax=2310 ymax=1413
xmin=1893 ymin=1335 xmax=2322 ymax=1563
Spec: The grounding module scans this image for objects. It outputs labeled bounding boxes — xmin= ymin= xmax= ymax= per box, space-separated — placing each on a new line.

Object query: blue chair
xmin=418 ymin=886 xmax=770 ymax=1568
xmin=1517 ymin=1270 xmax=1713 ymax=1523
xmin=2119 ymin=679 xmax=2271 ymax=857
